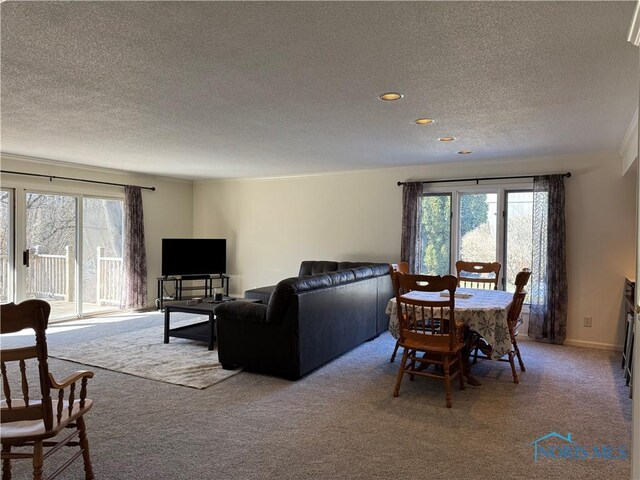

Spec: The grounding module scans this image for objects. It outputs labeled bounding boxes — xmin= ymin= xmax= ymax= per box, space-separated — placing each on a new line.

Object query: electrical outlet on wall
xmin=583 ymin=316 xmax=593 ymax=327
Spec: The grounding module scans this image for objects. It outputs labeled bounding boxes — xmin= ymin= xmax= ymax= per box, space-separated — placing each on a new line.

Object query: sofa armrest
xmin=244 ymin=285 xmax=276 ymax=304
xmin=216 ymin=299 xmax=300 ymax=379
xmin=215 ymin=301 xmax=269 ymax=324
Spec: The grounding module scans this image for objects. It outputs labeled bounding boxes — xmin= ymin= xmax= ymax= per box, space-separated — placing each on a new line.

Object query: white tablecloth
xmin=385 ymin=288 xmax=514 ymax=359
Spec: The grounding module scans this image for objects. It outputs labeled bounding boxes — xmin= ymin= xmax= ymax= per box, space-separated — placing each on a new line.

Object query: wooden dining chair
xmin=388 ymin=263 xmax=408 ymax=363
xmin=471 ymin=269 xmax=532 ymax=383
xmin=1 ymin=300 xmax=95 ymax=480
xmin=455 ymin=260 xmax=501 ymax=290
xmin=392 ymin=274 xmax=465 ymax=408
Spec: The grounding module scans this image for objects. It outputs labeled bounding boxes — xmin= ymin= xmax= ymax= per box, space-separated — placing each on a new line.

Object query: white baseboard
xmin=519 ymin=334 xmax=622 ymax=351
xmin=518 ymin=320 xmax=623 ymax=351
xmin=563 ymin=339 xmax=623 ymax=352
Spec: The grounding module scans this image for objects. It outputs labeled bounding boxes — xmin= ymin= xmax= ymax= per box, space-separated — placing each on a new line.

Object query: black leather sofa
xmin=215 ymin=261 xmax=393 ymax=380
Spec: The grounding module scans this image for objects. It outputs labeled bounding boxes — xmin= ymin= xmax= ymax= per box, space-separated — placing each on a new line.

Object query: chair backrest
xmin=395 ymin=274 xmax=458 ymax=351
xmin=514 ymin=268 xmax=532 ymax=293
xmin=389 ymin=263 xmax=409 ymax=298
xmin=391 ymin=262 xmax=409 ymax=274
xmin=455 ymin=261 xmax=501 ymax=290
xmin=1 ymin=300 xmax=55 ymax=431
xmin=507 ymin=291 xmax=527 ymax=332
xmin=507 ymin=269 xmax=532 ymax=331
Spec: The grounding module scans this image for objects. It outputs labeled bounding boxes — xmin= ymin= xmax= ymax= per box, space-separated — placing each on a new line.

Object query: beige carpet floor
xmin=1 ymin=311 xmax=632 ymax=479
xmin=51 ymin=315 xmax=240 ymax=389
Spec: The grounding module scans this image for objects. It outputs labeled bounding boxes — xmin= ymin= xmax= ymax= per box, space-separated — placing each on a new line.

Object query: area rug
xmin=50 ymin=317 xmax=241 ymax=389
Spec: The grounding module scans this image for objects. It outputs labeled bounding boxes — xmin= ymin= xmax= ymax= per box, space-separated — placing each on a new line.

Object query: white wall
xmin=193 ymin=169 xmax=400 ymax=291
xmin=193 ymin=153 xmax=637 ymax=350
xmin=0 ymin=155 xmax=194 ymax=309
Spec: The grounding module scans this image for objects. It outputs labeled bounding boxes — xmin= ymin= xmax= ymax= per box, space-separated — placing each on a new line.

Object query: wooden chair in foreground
xmin=388 ymin=262 xmax=409 ymax=363
xmin=1 ymin=300 xmax=95 ymax=480
xmin=392 ymin=274 xmax=465 ymax=408
xmin=471 ymin=269 xmax=532 ymax=383
xmin=455 ymin=260 xmax=501 ymax=290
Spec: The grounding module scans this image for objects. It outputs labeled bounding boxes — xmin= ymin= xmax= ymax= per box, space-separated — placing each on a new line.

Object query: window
xmin=459 ymin=192 xmax=497 ymax=263
xmin=417 ymin=183 xmax=533 ymax=290
xmin=505 ymin=191 xmax=533 ymax=292
xmin=420 ymin=194 xmax=451 ymax=276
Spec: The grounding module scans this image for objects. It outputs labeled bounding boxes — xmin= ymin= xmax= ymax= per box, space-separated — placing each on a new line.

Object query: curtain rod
xmin=396 ymin=172 xmax=571 ymax=186
xmin=0 ymin=170 xmax=156 ymax=191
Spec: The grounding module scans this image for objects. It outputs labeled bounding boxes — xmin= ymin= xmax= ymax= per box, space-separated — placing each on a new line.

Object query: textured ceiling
xmin=1 ymin=1 xmax=638 ymax=180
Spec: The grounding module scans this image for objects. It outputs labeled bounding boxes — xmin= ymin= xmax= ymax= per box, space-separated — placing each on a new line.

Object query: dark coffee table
xmin=163 ymin=297 xmax=259 ymax=350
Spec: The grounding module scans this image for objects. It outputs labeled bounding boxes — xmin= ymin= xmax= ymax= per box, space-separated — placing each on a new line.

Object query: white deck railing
xmin=28 ymin=247 xmax=70 ymax=300
xmin=24 ymin=246 xmax=123 ymax=305
xmin=96 ymin=246 xmax=123 ymax=306
xmin=0 ymin=254 xmax=8 ymax=303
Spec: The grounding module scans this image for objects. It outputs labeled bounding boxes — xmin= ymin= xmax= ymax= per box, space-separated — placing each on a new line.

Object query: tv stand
xmin=156 ymin=274 xmax=229 ymax=310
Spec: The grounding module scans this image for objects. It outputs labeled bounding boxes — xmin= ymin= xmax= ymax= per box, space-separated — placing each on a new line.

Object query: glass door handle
xmin=22 ymin=249 xmax=29 ymax=267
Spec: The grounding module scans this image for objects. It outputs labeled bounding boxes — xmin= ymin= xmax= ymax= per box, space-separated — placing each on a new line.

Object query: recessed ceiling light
xmin=415 ymin=118 xmax=434 ymax=125
xmin=438 ymin=136 xmax=456 ymax=142
xmin=458 ymin=150 xmax=473 ymax=155
xmin=378 ymin=92 xmax=403 ymax=101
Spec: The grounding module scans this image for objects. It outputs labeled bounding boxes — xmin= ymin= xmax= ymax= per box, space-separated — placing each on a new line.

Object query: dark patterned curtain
xmin=528 ymin=175 xmax=567 ymax=344
xmin=400 ymin=182 xmax=423 ymax=274
xmin=122 ymin=186 xmax=148 ymax=309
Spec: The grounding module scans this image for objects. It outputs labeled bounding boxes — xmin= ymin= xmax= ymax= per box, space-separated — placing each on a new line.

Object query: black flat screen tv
xmin=162 ymin=238 xmax=226 ymax=277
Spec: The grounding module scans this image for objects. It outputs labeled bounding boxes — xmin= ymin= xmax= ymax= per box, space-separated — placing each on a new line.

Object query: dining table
xmin=385 ymin=287 xmax=515 ymax=384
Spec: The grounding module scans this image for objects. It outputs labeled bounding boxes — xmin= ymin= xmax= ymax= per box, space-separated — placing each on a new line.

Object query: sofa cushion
xmin=337 ymin=261 xmax=376 ymax=270
xmin=292 ymin=274 xmax=333 ymax=292
xmin=325 ymin=270 xmax=356 ymax=285
xmin=298 ymin=261 xmax=339 ymax=276
xmin=267 ymin=274 xmax=334 ymax=323
xmin=369 ymin=264 xmax=393 ymax=276
xmin=266 ymin=279 xmax=296 ymax=323
xmin=350 ymin=266 xmax=375 ymax=280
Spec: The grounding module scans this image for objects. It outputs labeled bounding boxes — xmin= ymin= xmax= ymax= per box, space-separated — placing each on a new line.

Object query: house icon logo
xmin=530 ymin=432 xmax=628 ymax=462
xmin=530 ymin=432 xmax=574 ymax=462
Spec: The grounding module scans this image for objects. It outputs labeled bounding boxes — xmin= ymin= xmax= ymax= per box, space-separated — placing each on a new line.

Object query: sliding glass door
xmin=0 ymin=189 xmax=13 ymax=303
xmin=82 ymin=197 xmax=124 ymax=315
xmin=24 ymin=192 xmax=78 ymax=319
xmin=10 ymin=189 xmax=124 ymax=322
